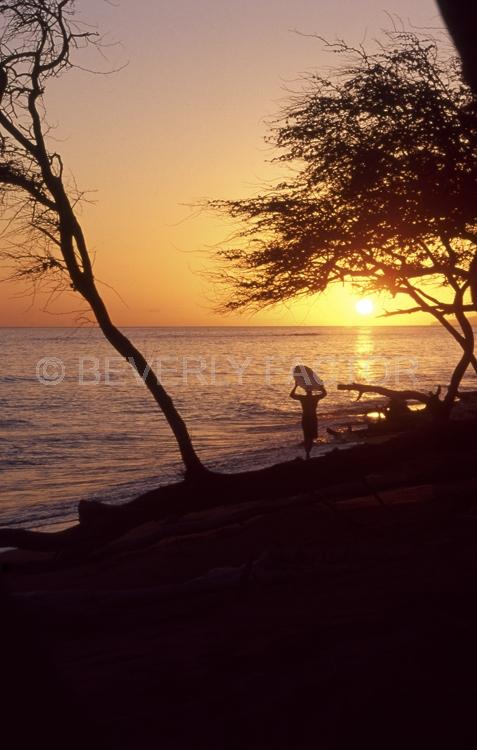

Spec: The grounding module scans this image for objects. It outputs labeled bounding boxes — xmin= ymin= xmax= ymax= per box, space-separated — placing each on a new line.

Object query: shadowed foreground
xmin=3 ymin=419 xmax=477 ymax=553
xmin=2 ymin=426 xmax=477 ymax=748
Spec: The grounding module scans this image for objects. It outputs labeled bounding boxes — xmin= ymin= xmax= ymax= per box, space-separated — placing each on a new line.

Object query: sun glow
xmin=355 ymin=298 xmax=375 ymax=316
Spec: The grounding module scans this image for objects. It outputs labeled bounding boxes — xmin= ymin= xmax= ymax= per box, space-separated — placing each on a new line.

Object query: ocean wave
xmin=0 ymin=501 xmax=78 ymax=530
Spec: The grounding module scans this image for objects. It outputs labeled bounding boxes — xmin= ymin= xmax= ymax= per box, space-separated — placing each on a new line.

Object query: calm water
xmin=1 ymin=326 xmax=475 ymax=530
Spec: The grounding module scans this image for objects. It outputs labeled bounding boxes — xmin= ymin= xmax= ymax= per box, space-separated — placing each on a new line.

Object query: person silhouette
xmin=290 ymin=383 xmax=327 ymax=459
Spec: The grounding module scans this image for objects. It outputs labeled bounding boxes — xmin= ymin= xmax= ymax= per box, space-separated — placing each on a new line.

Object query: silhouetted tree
xmin=0 ymin=1 xmax=205 ymax=477
xmin=211 ymin=32 xmax=477 ymax=413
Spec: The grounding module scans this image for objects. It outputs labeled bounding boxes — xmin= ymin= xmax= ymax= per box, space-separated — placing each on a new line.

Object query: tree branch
xmin=337 ymin=382 xmax=435 ymax=405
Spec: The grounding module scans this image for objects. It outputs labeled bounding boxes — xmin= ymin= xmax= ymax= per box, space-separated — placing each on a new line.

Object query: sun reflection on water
xmin=352 ymin=328 xmax=375 ymax=381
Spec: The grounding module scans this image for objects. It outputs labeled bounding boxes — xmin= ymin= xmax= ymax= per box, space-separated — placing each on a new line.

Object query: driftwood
xmin=337 ymin=382 xmax=439 ymax=405
xmin=2 ymin=419 xmax=477 ymax=553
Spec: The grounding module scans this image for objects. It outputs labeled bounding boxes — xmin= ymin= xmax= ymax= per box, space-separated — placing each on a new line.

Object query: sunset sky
xmin=0 ymin=0 xmax=450 ymax=327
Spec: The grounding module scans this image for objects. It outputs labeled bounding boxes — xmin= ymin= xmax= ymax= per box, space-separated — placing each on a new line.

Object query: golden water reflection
xmin=352 ymin=328 xmax=376 ymax=382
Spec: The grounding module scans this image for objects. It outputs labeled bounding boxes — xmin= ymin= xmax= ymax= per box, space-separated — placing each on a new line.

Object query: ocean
xmin=1 ymin=325 xmax=475 ymax=531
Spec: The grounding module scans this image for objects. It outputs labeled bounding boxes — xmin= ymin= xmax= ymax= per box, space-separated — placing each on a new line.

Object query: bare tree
xmin=210 ymin=32 xmax=477 ymax=415
xmin=0 ymin=1 xmax=206 ymax=477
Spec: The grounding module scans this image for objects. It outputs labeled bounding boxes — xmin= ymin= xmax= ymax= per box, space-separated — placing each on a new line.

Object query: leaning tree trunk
xmin=73 ymin=244 xmax=206 ymax=479
xmin=443 ymin=348 xmax=473 ymax=414
xmin=85 ymin=287 xmax=206 ymax=478
xmin=0 ymin=44 xmax=208 ymax=481
xmin=443 ymin=290 xmax=476 ymax=413
xmin=469 ymin=251 xmax=477 ymax=310
xmin=51 ymin=179 xmax=206 ymax=478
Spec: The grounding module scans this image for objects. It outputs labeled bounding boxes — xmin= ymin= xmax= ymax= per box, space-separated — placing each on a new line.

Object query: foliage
xmin=212 ymin=32 xmax=477 ymax=320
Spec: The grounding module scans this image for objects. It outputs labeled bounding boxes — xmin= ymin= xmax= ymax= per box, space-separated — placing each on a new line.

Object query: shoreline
xmin=4 ymin=325 xmax=476 ymax=534
xmin=0 ymin=425 xmax=356 ymax=533
xmin=3 ymin=429 xmax=477 ymax=747
xmin=3 ymin=416 xmax=477 ymax=554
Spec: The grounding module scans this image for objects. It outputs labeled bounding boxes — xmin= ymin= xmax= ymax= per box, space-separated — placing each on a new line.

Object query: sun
xmin=355 ymin=298 xmax=374 ymax=316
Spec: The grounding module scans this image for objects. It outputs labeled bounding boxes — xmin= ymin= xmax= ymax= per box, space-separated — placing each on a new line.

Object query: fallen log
xmin=337 ymin=382 xmax=437 ymax=404
xmin=2 ymin=419 xmax=477 ymax=553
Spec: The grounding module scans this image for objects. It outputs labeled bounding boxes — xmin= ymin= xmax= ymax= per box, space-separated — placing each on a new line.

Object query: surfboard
xmin=293 ymin=364 xmax=324 ymax=391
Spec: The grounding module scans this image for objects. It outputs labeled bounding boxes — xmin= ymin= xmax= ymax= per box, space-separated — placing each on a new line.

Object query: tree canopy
xmin=213 ymin=32 xmax=477 ymax=310
xmin=211 ymin=31 xmax=477 ymax=407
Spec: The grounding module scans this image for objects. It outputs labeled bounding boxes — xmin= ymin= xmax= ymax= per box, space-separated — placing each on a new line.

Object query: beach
xmin=3 ymin=327 xmax=477 ymax=748
xmin=3 ymin=483 xmax=477 ymax=747
xmin=3 ymin=420 xmax=477 ymax=747
xmin=1 ymin=1 xmax=477 ymax=746
xmin=2 ymin=325 xmax=476 ymax=531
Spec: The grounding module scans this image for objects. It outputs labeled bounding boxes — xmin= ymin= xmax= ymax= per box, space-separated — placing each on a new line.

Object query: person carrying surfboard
xmin=290 ymin=369 xmax=327 ymax=459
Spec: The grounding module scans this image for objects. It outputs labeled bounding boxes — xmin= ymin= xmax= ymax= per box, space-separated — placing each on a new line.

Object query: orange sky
xmin=0 ymin=0 xmax=450 ymax=327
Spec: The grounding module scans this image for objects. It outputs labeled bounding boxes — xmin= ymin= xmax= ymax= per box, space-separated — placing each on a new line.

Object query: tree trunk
xmin=54 ymin=198 xmax=207 ymax=479
xmin=340 ymin=297 xmax=475 ymax=423
xmin=11 ymin=51 xmax=208 ymax=481
xmin=444 ymin=337 xmax=474 ymax=415
xmin=81 ymin=285 xmax=207 ymax=479
xmin=443 ymin=346 xmax=473 ymax=414
xmin=443 ymin=292 xmax=475 ymax=413
xmin=469 ymin=251 xmax=477 ymax=310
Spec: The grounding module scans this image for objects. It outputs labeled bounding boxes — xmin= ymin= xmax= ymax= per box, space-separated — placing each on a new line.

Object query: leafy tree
xmin=0 ymin=1 xmax=205 ymax=477
xmin=211 ymin=31 xmax=477 ymax=413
